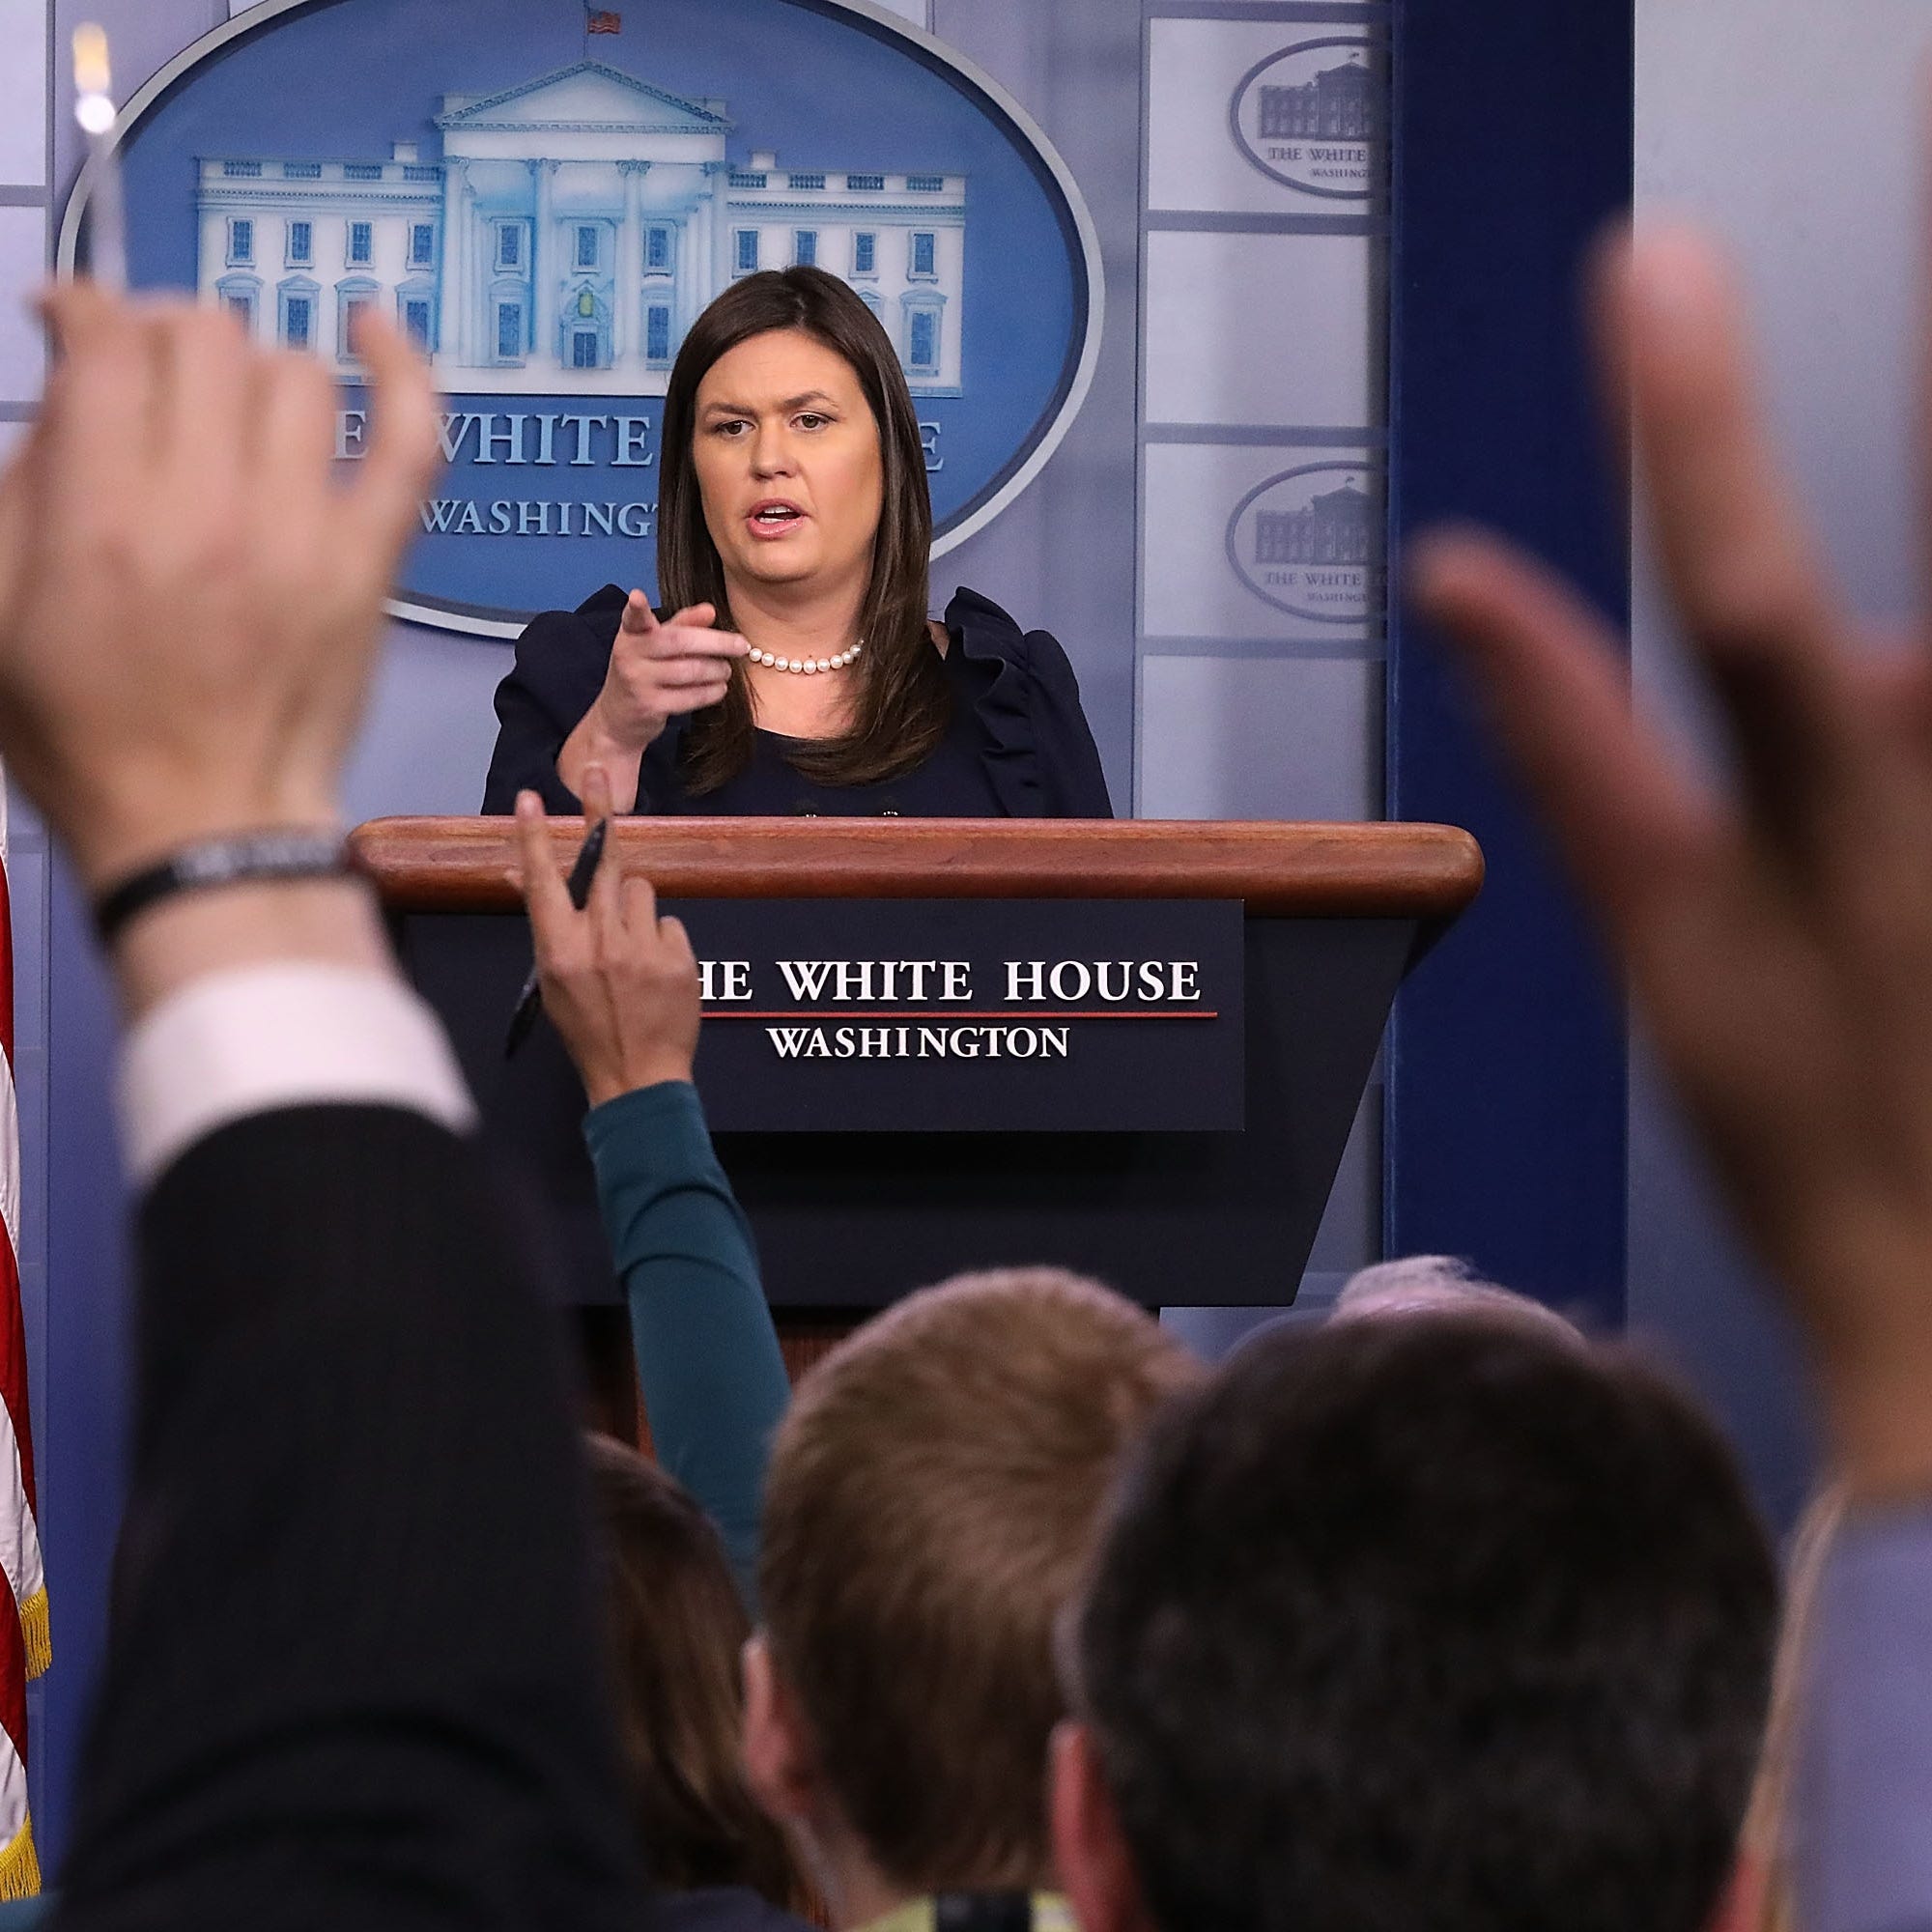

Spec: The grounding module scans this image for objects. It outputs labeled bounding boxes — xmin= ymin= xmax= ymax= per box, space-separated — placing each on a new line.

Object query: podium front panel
xmin=399 ymin=907 xmax=1415 ymax=1311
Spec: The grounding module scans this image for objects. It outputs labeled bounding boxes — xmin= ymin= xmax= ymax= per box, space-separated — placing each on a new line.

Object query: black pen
xmin=504 ymin=814 xmax=610 ymax=1058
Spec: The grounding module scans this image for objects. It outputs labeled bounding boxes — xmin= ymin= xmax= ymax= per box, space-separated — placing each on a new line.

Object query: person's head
xmin=657 ymin=266 xmax=947 ymax=793
xmin=1330 ymin=1252 xmax=1586 ymax=1346
xmin=746 ymin=1268 xmax=1202 ymax=1922
xmin=1053 ymin=1317 xmax=1778 ymax=1932
xmin=584 ymin=1435 xmax=802 ymax=1911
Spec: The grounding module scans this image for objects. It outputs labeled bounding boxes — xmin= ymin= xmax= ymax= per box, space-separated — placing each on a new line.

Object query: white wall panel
xmin=1144 ymin=229 xmax=1378 ymax=427
xmin=0 ymin=208 xmax=47 ymax=405
xmin=1138 ymin=655 xmax=1381 ymax=822
xmin=0 ymin=0 xmax=47 ymax=185
xmin=1141 ymin=440 xmax=1380 ymax=641
xmin=1147 ymin=17 xmax=1379 ymax=216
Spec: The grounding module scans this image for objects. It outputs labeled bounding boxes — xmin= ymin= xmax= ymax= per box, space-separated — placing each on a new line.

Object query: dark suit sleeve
xmin=49 ymin=1106 xmax=643 ymax=1932
xmin=1025 ymin=629 xmax=1114 ymax=818
xmin=482 ymin=590 xmax=630 ymax=814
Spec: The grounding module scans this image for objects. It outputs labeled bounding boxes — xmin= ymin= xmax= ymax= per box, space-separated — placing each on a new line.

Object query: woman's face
xmin=691 ymin=327 xmax=885 ymax=603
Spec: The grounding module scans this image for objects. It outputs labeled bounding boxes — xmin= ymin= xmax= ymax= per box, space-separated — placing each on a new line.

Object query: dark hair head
xmin=657 ymin=266 xmax=948 ymax=794
xmin=585 ymin=1435 xmax=802 ymax=1910
xmin=1070 ymin=1317 xmax=1778 ymax=1932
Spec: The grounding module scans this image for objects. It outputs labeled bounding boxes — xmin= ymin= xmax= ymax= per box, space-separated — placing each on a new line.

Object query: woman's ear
xmin=742 ymin=1631 xmax=820 ymax=1827
xmin=1051 ymin=1720 xmax=1157 ymax=1932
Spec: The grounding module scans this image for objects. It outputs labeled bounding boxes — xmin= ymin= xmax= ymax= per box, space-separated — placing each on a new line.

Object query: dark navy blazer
xmin=480 ymin=582 xmax=1114 ymax=819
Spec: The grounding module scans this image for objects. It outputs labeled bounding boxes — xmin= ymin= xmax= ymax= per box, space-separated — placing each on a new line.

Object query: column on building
xmin=615 ymin=159 xmax=648 ymax=366
xmin=701 ymin=161 xmax=729 ymax=325
xmin=530 ymin=157 xmax=558 ymax=366
xmin=442 ymin=157 xmax=469 ymax=367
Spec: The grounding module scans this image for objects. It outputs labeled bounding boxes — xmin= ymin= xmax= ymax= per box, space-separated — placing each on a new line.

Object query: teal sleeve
xmin=583 ymin=1081 xmax=789 ymax=1605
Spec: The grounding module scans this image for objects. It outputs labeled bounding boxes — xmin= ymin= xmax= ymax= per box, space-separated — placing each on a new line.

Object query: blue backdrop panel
xmin=1384 ymin=0 xmax=1632 ymax=1325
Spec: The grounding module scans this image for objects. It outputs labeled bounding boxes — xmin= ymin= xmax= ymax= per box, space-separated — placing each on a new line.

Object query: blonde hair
xmin=758 ymin=1268 xmax=1202 ymax=1891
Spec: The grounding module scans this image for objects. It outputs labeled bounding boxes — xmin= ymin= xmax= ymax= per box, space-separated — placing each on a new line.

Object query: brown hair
xmin=657 ymin=266 xmax=951 ymax=794
xmin=585 ymin=1435 xmax=803 ymax=1910
xmin=757 ymin=1269 xmax=1202 ymax=1892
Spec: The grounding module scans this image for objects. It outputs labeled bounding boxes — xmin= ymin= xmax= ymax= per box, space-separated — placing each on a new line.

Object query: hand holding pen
xmin=508 ymin=764 xmax=701 ymax=1102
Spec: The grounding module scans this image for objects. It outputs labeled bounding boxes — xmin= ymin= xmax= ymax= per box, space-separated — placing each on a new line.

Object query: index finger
xmin=344 ymin=305 xmax=440 ymax=568
xmin=512 ymin=788 xmax=577 ymax=946
xmin=580 ymin=762 xmax=626 ymax=938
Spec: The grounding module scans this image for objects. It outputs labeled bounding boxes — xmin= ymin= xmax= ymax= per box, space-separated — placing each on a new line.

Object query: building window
xmin=906 ymin=174 xmax=945 ymax=192
xmin=228 ymin=218 xmax=254 ymax=265
xmin=908 ymin=306 xmax=940 ymax=375
xmin=282 ymin=161 xmax=321 ymax=181
xmin=344 ymin=162 xmax=383 ymax=182
xmin=282 ymin=294 xmax=313 ymax=351
xmin=338 ymin=292 xmax=374 ymax=360
xmin=645 ymin=225 xmax=672 ymax=273
xmin=645 ymin=302 xmax=672 ymax=365
xmin=787 ymin=172 xmax=825 ymax=191
xmin=852 ymin=231 xmax=876 ymax=275
xmin=793 ymin=230 xmax=816 ymax=268
xmin=222 ymin=159 xmax=262 ymax=178
xmin=727 ymin=170 xmax=766 ymax=189
xmin=287 ymin=220 xmax=312 ymax=266
xmin=223 ymin=292 xmax=255 ymax=328
xmin=734 ymin=229 xmax=759 ymax=275
xmin=576 ymin=224 xmax=599 ymax=270
xmin=496 ymin=223 xmax=523 ymax=271
xmin=348 ymin=221 xmax=373 ymax=266
xmin=909 ymin=231 xmax=936 ymax=278
xmin=402 ymin=296 xmax=434 ymax=351
xmin=409 ymin=223 xmax=435 ymax=269
xmin=846 ymin=173 xmax=884 ymax=192
xmin=495 ymin=300 xmax=524 ymax=362
xmin=571 ymin=328 xmax=603 ymax=371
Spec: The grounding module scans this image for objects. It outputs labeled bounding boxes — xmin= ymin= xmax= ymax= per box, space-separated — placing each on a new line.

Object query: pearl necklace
xmin=746 ymin=639 xmax=864 ymax=676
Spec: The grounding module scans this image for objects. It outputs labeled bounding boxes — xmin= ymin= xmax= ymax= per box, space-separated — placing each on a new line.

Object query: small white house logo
xmin=1227 ymin=38 xmax=1383 ymax=199
xmin=1225 ymin=463 xmax=1384 ymax=624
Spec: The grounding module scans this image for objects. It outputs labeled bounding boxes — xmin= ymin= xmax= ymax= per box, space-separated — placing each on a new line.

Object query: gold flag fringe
xmin=0 ymin=1816 xmax=41 ymax=1899
xmin=16 ymin=1588 xmax=47 ymax=1682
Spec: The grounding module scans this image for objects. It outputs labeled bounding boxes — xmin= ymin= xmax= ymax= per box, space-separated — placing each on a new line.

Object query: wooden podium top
xmin=352 ymin=817 xmax=1483 ymax=922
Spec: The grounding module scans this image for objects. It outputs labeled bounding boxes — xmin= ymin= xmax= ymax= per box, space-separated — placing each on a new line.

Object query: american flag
xmin=586 ymin=7 xmax=621 ymax=32
xmin=0 ymin=783 xmax=46 ymax=1899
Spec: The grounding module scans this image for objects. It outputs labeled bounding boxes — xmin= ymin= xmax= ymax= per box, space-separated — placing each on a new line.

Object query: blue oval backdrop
xmin=70 ymin=0 xmax=1100 ymax=636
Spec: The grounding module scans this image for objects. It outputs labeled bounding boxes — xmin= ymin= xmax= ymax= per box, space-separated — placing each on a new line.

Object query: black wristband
xmin=93 ymin=829 xmax=353 ymax=945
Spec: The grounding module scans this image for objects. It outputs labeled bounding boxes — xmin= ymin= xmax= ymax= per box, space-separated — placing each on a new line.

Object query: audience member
xmin=0 ymin=289 xmax=642 ymax=1927
xmin=516 ymin=761 xmax=788 ymax=1603
xmin=585 ymin=1435 xmax=811 ymax=1930
xmin=747 ymin=1271 xmax=1200 ymax=1932
xmin=1330 ymin=1253 xmax=1584 ymax=1342
xmin=1052 ymin=1314 xmax=1778 ymax=1932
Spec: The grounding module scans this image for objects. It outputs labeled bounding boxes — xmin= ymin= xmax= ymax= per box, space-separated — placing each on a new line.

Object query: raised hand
xmin=0 ymin=286 xmax=439 ymax=891
xmin=513 ymin=762 xmax=702 ymax=1107
xmin=557 ymin=591 xmax=750 ymax=809
xmin=1409 ymin=227 xmax=1932 ymax=1495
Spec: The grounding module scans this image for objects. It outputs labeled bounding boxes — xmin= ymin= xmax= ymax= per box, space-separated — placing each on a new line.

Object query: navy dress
xmin=481 ymin=582 xmax=1114 ymax=818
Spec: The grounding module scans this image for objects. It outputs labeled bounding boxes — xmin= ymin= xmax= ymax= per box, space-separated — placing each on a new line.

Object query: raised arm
xmin=514 ymin=772 xmax=789 ymax=1603
xmin=0 ymin=288 xmax=640 ymax=1930
xmin=1410 ymin=224 xmax=1932 ymax=1932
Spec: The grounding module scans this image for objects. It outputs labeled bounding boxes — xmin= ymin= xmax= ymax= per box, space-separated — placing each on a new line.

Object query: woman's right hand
xmin=558 ymin=591 xmax=750 ymax=809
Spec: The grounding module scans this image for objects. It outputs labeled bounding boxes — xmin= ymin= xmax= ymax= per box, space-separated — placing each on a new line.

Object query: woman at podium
xmin=482 ymin=267 xmax=1111 ymax=819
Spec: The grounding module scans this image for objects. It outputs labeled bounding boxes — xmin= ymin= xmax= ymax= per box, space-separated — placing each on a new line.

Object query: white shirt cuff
xmin=118 ymin=963 xmax=478 ymax=1187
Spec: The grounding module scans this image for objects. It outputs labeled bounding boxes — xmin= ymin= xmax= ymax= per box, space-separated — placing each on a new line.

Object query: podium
xmin=353 ymin=818 xmax=1482 ymax=1314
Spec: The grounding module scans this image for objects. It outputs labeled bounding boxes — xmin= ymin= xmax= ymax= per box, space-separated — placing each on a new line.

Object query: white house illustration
xmin=195 ymin=61 xmax=966 ymax=396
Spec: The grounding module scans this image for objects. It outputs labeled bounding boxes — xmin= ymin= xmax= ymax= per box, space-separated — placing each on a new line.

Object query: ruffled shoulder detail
xmin=945 ymin=584 xmax=1049 ymax=817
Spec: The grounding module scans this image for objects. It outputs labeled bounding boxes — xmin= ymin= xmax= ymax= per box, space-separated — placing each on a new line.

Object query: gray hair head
xmin=1330 ymin=1255 xmax=1584 ymax=1345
